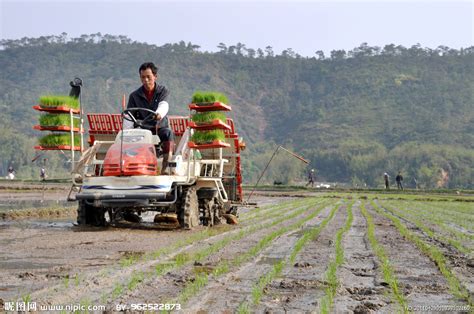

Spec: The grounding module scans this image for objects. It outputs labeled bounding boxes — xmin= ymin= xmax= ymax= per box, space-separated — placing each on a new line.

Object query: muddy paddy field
xmin=0 ymin=182 xmax=473 ymax=313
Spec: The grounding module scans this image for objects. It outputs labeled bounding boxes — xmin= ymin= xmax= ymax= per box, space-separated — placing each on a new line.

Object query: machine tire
xmin=77 ymin=201 xmax=106 ymax=227
xmin=180 ymin=187 xmax=199 ymax=229
xmin=213 ymin=199 xmax=227 ymax=225
xmin=202 ymin=198 xmax=215 ymax=226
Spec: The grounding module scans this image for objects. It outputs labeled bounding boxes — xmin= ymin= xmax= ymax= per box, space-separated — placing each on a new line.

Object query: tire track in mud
xmin=29 ymin=199 xmax=323 ymax=306
xmin=375 ymin=200 xmax=474 ymax=302
xmin=182 ymin=201 xmax=342 ymax=312
xmin=333 ymin=201 xmax=394 ymax=313
xmin=112 ymin=199 xmax=332 ymax=308
xmin=366 ymin=202 xmax=470 ymax=309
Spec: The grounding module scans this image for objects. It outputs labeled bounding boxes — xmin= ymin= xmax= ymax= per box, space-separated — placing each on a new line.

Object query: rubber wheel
xmin=202 ymin=198 xmax=215 ymax=226
xmin=180 ymin=187 xmax=200 ymax=229
xmin=77 ymin=201 xmax=106 ymax=226
xmin=213 ymin=199 xmax=227 ymax=225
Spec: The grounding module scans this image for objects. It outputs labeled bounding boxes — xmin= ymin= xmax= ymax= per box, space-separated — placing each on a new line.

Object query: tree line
xmin=0 ymin=35 xmax=472 ymax=188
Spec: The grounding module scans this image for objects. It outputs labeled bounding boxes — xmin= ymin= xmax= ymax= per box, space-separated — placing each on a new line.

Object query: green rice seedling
xmin=111 ymin=283 xmax=123 ymax=299
xmin=127 ymin=271 xmax=145 ymax=291
xmin=251 ymin=260 xmax=285 ymax=304
xmin=290 ymin=202 xmax=344 ymax=264
xmin=155 ymin=263 xmax=175 ymax=276
xmin=191 ymin=91 xmax=229 ymax=104
xmin=320 ymin=202 xmax=354 ymax=314
xmin=22 ymin=293 xmax=32 ymax=304
xmin=191 ymin=129 xmax=225 ymax=144
xmin=39 ymin=134 xmax=80 ymax=147
xmin=119 ymin=254 xmax=141 ymax=268
xmin=370 ymin=201 xmax=472 ymax=305
xmin=236 ymin=301 xmax=250 ymax=314
xmin=212 ymin=262 xmax=229 ymax=277
xmin=63 ymin=275 xmax=70 ymax=288
xmin=39 ymin=95 xmax=80 ymax=109
xmin=74 ymin=273 xmax=80 ymax=287
xmin=178 ymin=273 xmax=209 ymax=303
xmin=39 ymin=114 xmax=79 ymax=128
xmin=191 ymin=111 xmax=227 ymax=124
xmin=78 ymin=298 xmax=92 ymax=314
xmin=361 ymin=202 xmax=408 ymax=312
xmin=174 ymin=252 xmax=192 ymax=266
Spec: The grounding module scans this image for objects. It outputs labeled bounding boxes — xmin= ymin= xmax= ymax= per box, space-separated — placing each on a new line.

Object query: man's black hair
xmin=139 ymin=62 xmax=158 ymax=75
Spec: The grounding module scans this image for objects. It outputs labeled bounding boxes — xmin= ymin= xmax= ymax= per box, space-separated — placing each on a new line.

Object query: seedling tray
xmin=35 ymin=145 xmax=81 ymax=151
xmin=33 ymin=105 xmax=80 ymax=114
xmin=188 ymin=120 xmax=231 ymax=131
xmin=188 ymin=102 xmax=231 ymax=112
xmin=34 ymin=125 xmax=81 ymax=132
xmin=188 ymin=140 xmax=230 ymax=149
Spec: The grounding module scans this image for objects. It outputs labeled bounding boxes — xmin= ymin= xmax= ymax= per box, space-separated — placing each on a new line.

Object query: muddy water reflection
xmin=0 ymin=199 xmax=70 ymax=212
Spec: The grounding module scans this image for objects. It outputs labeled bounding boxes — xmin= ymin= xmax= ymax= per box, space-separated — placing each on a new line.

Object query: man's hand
xmin=155 ymin=113 xmax=162 ymax=121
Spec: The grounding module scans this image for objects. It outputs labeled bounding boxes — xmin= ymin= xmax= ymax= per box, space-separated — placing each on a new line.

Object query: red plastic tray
xmin=188 ymin=140 xmax=230 ymax=149
xmin=188 ymin=102 xmax=231 ymax=112
xmin=34 ymin=145 xmax=81 ymax=151
xmin=188 ymin=120 xmax=231 ymax=131
xmin=33 ymin=125 xmax=81 ymax=132
xmin=33 ymin=105 xmax=80 ymax=114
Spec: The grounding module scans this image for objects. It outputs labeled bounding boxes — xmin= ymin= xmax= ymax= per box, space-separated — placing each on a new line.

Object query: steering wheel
xmin=122 ymin=108 xmax=158 ymax=129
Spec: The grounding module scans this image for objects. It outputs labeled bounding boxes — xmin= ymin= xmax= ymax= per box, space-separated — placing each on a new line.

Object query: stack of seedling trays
xmin=188 ymin=91 xmax=231 ymax=149
xmin=33 ymin=95 xmax=82 ymax=151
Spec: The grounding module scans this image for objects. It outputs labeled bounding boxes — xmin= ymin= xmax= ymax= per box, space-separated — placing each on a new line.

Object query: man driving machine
xmin=123 ymin=62 xmax=175 ymax=175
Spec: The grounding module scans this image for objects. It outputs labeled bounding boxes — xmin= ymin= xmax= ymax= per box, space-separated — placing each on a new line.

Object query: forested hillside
xmin=1 ymin=34 xmax=473 ymax=188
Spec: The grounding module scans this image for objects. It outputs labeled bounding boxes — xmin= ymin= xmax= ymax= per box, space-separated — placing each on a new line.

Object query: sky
xmin=0 ymin=0 xmax=472 ymax=57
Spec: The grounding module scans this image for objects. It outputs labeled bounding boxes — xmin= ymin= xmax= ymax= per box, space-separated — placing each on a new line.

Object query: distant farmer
xmin=40 ymin=167 xmax=46 ymax=181
xmin=383 ymin=172 xmax=390 ymax=190
xmin=413 ymin=177 xmax=418 ymax=189
xmin=306 ymin=169 xmax=315 ymax=187
xmin=124 ymin=62 xmax=175 ymax=175
xmin=396 ymin=171 xmax=404 ymax=190
xmin=7 ymin=166 xmax=15 ymax=180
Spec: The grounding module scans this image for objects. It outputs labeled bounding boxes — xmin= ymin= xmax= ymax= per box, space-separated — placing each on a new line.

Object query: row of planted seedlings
xmin=34 ymin=199 xmax=317 ymax=302
xmin=414 ymin=201 xmax=474 ymax=231
xmin=167 ymin=198 xmax=339 ymax=307
xmin=379 ymin=198 xmax=473 ymax=227
xmin=368 ymin=200 xmax=473 ymax=306
xmin=237 ymin=199 xmax=349 ymax=313
xmin=31 ymin=197 xmax=317 ymax=305
xmin=360 ymin=201 xmax=408 ymax=312
xmin=107 ymin=197 xmax=328 ymax=304
xmin=377 ymin=200 xmax=472 ymax=255
xmin=318 ymin=201 xmax=354 ymax=313
xmin=367 ymin=194 xmax=474 ymax=241
xmin=385 ymin=198 xmax=474 ymax=229
xmin=97 ymin=197 xmax=328 ymax=304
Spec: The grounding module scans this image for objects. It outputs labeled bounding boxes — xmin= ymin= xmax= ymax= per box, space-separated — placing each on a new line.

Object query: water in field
xmin=0 ymin=199 xmax=71 ymax=212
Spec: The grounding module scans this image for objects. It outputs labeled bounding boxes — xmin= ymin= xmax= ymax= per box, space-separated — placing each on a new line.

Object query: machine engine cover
xmin=103 ymin=143 xmax=157 ymax=176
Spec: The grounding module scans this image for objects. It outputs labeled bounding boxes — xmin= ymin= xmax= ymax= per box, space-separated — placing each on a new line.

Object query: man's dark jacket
xmin=127 ymin=84 xmax=170 ymax=130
